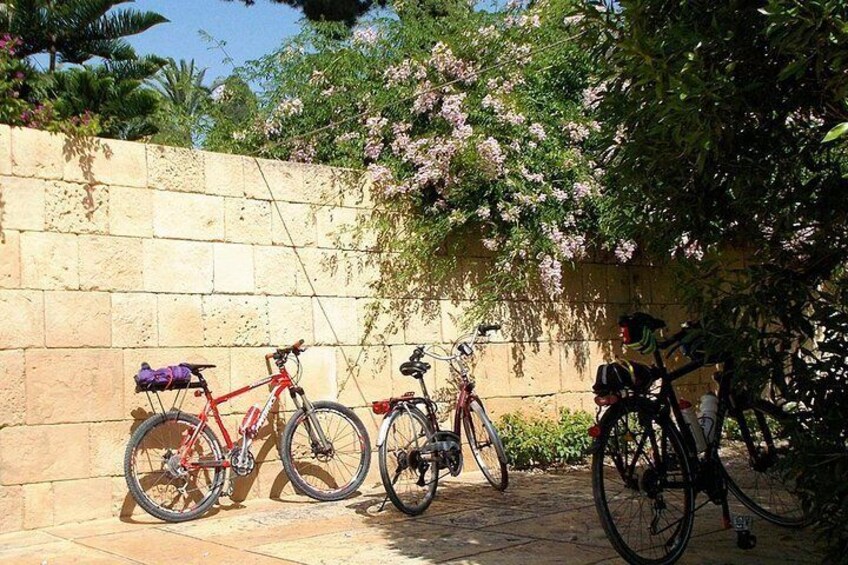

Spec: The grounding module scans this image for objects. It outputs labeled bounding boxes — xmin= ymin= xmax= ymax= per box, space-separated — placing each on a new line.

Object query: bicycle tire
xmin=124 ymin=410 xmax=224 ymax=522
xmin=279 ymin=401 xmax=371 ymax=502
xmin=593 ymin=398 xmax=695 ymax=565
xmin=720 ymin=399 xmax=809 ymax=528
xmin=378 ymin=406 xmax=438 ymax=515
xmin=463 ymin=400 xmax=508 ymax=491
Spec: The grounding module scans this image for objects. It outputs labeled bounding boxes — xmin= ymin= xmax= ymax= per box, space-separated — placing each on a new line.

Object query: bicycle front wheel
xmin=463 ymin=400 xmax=508 ymax=490
xmin=593 ymin=399 xmax=695 ymax=565
xmin=378 ymin=406 xmax=438 ymax=515
xmin=280 ymin=401 xmax=371 ymax=502
xmin=720 ymin=399 xmax=809 ymax=527
xmin=124 ymin=411 xmax=224 ymax=522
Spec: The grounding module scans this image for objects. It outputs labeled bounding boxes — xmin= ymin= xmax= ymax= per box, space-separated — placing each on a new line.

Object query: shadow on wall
xmin=62 ymin=134 xmax=112 ymax=220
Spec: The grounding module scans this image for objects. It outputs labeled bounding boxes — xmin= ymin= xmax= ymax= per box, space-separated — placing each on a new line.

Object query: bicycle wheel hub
xmin=640 ymin=468 xmax=661 ymax=499
xmin=164 ymin=452 xmax=187 ymax=479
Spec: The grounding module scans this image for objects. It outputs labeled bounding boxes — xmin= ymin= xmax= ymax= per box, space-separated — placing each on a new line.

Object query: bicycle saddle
xmin=619 ymin=312 xmax=666 ymax=330
xmin=400 ymin=360 xmax=430 ymax=378
xmin=180 ymin=363 xmax=216 ymax=373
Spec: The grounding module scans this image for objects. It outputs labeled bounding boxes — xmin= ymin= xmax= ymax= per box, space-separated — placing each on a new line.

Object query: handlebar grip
xmin=477 ymin=323 xmax=501 ymax=335
xmin=265 ymin=352 xmax=276 ymax=360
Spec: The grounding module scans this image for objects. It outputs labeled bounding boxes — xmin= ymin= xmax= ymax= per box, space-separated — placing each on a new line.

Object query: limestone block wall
xmin=0 ymin=126 xmax=700 ymax=533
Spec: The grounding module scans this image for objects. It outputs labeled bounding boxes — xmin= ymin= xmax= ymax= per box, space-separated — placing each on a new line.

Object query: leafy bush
xmin=498 ymin=408 xmax=594 ymax=469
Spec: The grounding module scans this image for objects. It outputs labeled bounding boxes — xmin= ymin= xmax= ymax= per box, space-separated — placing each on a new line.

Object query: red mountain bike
xmin=372 ymin=324 xmax=508 ymax=515
xmin=124 ymin=341 xmax=371 ymax=522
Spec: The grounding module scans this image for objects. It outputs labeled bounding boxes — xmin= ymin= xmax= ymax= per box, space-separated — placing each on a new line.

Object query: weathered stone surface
xmin=510 ymin=342 xmax=561 ymax=397
xmin=271 ymin=202 xmax=317 ymax=247
xmin=153 ymin=190 xmax=224 ymax=241
xmin=108 ymin=185 xmax=152 ymax=237
xmin=26 ymin=349 xmax=123 ymax=424
xmin=45 ymin=181 xmax=109 ymax=234
xmin=22 ymin=482 xmax=54 ymax=530
xmin=142 ymin=239 xmax=213 ymax=293
xmin=0 ymin=230 xmax=20 ymax=288
xmin=336 ymin=345 xmax=391 ymax=408
xmin=203 ymin=295 xmax=269 ymax=346
xmin=0 ymin=175 xmax=45 ymax=230
xmin=315 ymin=205 xmax=361 ymax=249
xmin=111 ymin=293 xmax=157 ymax=347
xmin=10 ymin=127 xmax=63 ymax=179
xmin=19 ymin=231 xmax=78 ymax=290
xmin=312 ymin=297 xmax=360 ymax=345
xmin=89 ymin=421 xmax=132 ymax=477
xmin=0 ymin=486 xmax=23 ymax=534
xmin=254 ymin=246 xmax=299 ymax=296
xmin=63 ymin=137 xmax=146 ymax=188
xmin=157 ymin=294 xmax=203 ymax=346
xmin=0 ymin=350 xmax=25 ymax=427
xmin=205 ymin=151 xmax=244 ymax=197
xmin=225 ymin=197 xmax=272 ymax=245
xmin=0 ymin=290 xmax=43 ymax=348
xmin=358 ymin=299 xmax=405 ymax=346
xmin=402 ymin=300 xmax=442 ymax=344
xmin=147 ymin=144 xmax=204 ymax=193
xmin=0 ymin=125 xmax=10 ymax=175
xmin=44 ymin=291 xmax=111 ymax=347
xmin=53 ymin=477 xmax=111 ymax=525
xmin=78 ymin=235 xmax=143 ymax=291
xmin=0 ymin=423 xmax=90 ymax=484
xmin=267 ymin=296 xmax=313 ymax=345
xmin=295 ymin=247 xmax=342 ymax=296
xmin=295 ymin=346 xmax=337 ymax=402
xmin=214 ymin=242 xmax=255 ymax=293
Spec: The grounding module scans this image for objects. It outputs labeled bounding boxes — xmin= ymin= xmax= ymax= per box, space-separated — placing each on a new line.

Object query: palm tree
xmin=151 ymin=58 xmax=210 ymax=118
xmin=0 ymin=0 xmax=168 ymax=71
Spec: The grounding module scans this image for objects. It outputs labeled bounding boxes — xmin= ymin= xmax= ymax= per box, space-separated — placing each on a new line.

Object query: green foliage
xmin=498 ymin=409 xmax=594 ymax=469
xmin=579 ymin=1 xmax=848 ymax=558
xmin=149 ymin=58 xmax=211 ymax=147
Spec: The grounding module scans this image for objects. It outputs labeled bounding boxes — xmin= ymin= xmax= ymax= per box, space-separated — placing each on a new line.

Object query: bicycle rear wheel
xmin=280 ymin=401 xmax=371 ymax=501
xmin=463 ymin=400 xmax=508 ymax=490
xmin=124 ymin=411 xmax=224 ymax=522
xmin=593 ymin=399 xmax=695 ymax=565
xmin=720 ymin=399 xmax=809 ymax=527
xmin=378 ymin=406 xmax=438 ymax=515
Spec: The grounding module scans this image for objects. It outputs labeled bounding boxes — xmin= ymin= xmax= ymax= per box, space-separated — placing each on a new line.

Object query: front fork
xmin=290 ymin=386 xmax=332 ymax=453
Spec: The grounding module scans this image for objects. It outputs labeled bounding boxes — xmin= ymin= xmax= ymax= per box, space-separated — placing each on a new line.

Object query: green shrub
xmin=498 ymin=408 xmax=594 ymax=469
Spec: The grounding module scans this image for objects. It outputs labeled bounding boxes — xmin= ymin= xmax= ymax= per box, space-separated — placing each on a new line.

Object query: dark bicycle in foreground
xmin=590 ymin=312 xmax=809 ymax=565
xmin=372 ymin=323 xmax=508 ymax=515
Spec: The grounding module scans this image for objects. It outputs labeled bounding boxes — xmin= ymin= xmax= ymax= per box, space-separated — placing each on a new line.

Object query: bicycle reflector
xmin=371 ymin=400 xmax=391 ymax=415
xmin=588 ymin=425 xmax=601 ymax=438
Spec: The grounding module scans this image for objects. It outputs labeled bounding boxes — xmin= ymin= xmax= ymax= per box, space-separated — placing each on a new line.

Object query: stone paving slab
xmin=0 ymin=470 xmax=822 ymax=565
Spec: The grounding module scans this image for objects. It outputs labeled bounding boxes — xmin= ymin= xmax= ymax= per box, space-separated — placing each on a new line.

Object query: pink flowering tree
xmin=210 ymin=0 xmax=633 ymax=306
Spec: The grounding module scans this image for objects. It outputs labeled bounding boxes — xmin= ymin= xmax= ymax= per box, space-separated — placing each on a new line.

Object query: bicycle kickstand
xmin=723 ymin=498 xmax=757 ymax=550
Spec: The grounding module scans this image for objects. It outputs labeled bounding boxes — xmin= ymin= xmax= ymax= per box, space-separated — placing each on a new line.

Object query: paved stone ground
xmin=0 ymin=470 xmax=822 ymax=564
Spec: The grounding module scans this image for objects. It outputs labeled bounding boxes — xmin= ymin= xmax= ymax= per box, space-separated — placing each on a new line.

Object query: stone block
xmin=157 ymin=294 xmax=203 ymax=346
xmin=358 ymin=299 xmax=405 ymax=346
xmin=338 ymin=251 xmax=379 ymax=297
xmin=23 ymin=482 xmax=54 ymax=530
xmin=510 ymin=343 xmax=561 ymax=397
xmin=296 ymin=346 xmax=337 ymax=402
xmin=254 ymin=246 xmax=299 ymax=296
xmin=267 ymin=296 xmax=313 ymax=345
xmin=606 ymin=264 xmax=631 ymax=304
xmin=213 ymin=243 xmax=255 ymax=293
xmin=45 ymin=181 xmax=109 ymax=234
xmin=0 ymin=290 xmax=43 ymax=348
xmin=0 ymin=350 xmax=24 ymax=427
xmin=271 ymin=202 xmax=316 ymax=247
xmin=0 ymin=423 xmax=90 ymax=484
xmin=581 ymin=263 xmax=608 ymax=303
xmin=78 ymin=235 xmax=143 ymax=291
xmin=315 ymin=206 xmax=357 ymax=249
xmin=0 ymin=230 xmax=20 ymax=288
xmin=26 ymin=349 xmax=123 ymax=424
xmin=109 ymin=185 xmax=152 ymax=238
xmin=202 ymin=295 xmax=269 ymax=347
xmin=337 ymin=345 xmax=391 ymax=408
xmin=53 ymin=477 xmax=111 ymax=525
xmin=111 ymin=293 xmax=157 ymax=347
xmin=89 ymin=421 xmax=133 ymax=477
xmin=0 ymin=175 xmax=45 ymax=230
xmin=0 ymin=125 xmax=10 ymax=175
xmin=10 ymin=127 xmax=63 ymax=179
xmin=468 ymin=343 xmax=511 ymax=398
xmin=147 ymin=144 xmax=204 ymax=193
xmin=142 ymin=239 xmax=213 ymax=294
xmin=44 ymin=291 xmax=111 ymax=347
xmin=402 ymin=300 xmax=442 ymax=344
xmin=0 ymin=486 xmax=23 ymax=534
xmin=153 ymin=191 xmax=224 ymax=241
xmin=224 ymin=197 xmax=272 ymax=245
xmin=229 ymin=347 xmax=278 ymax=414
xmin=19 ymin=231 xmax=78 ymax=290
xmin=204 ymin=151 xmax=244 ymax=197
xmin=313 ymin=297 xmax=360 ymax=345
xmin=295 ymin=248 xmax=343 ymax=297
xmin=63 ymin=137 xmax=147 ymax=188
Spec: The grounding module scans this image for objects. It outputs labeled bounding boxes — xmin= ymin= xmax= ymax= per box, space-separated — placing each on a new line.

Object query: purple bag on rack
xmin=135 ymin=364 xmax=193 ymax=392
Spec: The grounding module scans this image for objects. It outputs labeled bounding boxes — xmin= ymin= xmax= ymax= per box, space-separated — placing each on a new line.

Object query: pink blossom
xmin=528 ymin=122 xmax=546 ymax=141
xmin=477 ymin=206 xmax=491 ymax=219
xmin=412 ymin=82 xmax=439 ymax=114
xmin=614 ymin=240 xmax=637 ymax=263
xmin=573 ymin=182 xmax=591 ymax=200
xmin=367 ymin=163 xmax=394 ymax=194
xmin=538 ymin=254 xmax=563 ymax=298
xmin=482 ymin=237 xmax=499 ymax=251
xmin=352 ymin=27 xmax=379 ymax=45
xmin=440 ymin=93 xmax=468 ymax=129
xmin=478 ymin=137 xmax=506 ymax=177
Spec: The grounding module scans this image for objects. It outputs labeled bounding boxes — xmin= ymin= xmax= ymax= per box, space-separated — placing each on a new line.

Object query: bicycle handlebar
xmin=411 ymin=323 xmax=502 ymax=364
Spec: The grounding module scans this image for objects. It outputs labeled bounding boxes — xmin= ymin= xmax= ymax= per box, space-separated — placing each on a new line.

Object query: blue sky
xmin=127 ymin=0 xmax=304 ymax=81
